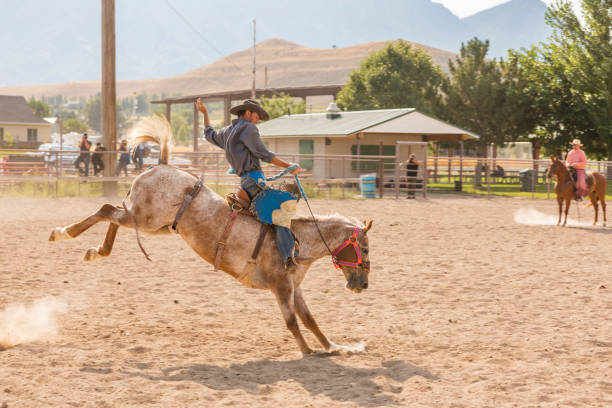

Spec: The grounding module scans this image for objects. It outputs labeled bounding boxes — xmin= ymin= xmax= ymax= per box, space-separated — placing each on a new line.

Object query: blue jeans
xmin=240 ymin=171 xmax=297 ymax=265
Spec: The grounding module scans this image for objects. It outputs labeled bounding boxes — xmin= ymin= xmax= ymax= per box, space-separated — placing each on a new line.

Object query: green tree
xmin=63 ymin=118 xmax=89 ymax=133
xmin=83 ymin=95 xmax=128 ymax=134
xmin=84 ymin=95 xmax=102 ymax=132
xmin=442 ymin=38 xmax=523 ymax=156
xmin=541 ymin=0 xmax=612 ymax=159
xmin=258 ymin=93 xmax=306 ymax=120
xmin=27 ymin=98 xmax=51 ymax=118
xmin=335 ymin=40 xmax=445 ymax=115
xmin=170 ymin=111 xmax=194 ymax=145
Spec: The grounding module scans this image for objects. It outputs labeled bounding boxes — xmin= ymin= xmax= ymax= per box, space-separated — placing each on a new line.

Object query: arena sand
xmin=0 ymin=195 xmax=610 ymax=407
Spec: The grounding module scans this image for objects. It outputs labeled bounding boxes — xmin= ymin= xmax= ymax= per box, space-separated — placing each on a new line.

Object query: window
xmin=27 ymin=128 xmax=38 ymax=142
xmin=299 ymin=140 xmax=314 ymax=169
xmin=351 ymin=144 xmax=396 ymax=171
xmin=0 ymin=128 xmax=4 ymax=141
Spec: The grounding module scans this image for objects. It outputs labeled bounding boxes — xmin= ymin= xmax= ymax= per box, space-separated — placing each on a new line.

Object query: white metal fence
xmin=1 ymin=148 xmax=610 ymax=198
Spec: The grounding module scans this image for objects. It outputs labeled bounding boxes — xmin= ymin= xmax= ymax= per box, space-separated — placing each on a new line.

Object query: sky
xmin=433 ymin=0 xmax=581 ymax=18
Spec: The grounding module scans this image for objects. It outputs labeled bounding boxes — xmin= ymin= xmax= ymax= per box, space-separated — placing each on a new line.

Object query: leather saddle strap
xmin=214 ymin=209 xmax=239 ymax=272
xmin=172 ymin=175 xmax=204 ymax=232
xmin=249 ymin=223 xmax=270 ymax=262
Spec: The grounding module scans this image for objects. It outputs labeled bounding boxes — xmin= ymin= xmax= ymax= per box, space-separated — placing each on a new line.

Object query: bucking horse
xmin=49 ymin=116 xmax=373 ymax=355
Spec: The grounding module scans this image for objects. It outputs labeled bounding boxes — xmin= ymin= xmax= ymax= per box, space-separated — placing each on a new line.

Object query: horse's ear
xmin=363 ymin=220 xmax=373 ymax=233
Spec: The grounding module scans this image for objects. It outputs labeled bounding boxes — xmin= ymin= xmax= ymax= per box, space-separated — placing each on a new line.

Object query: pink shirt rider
xmin=566 ymin=144 xmax=587 ymax=197
xmin=566 ymin=148 xmax=587 ymax=170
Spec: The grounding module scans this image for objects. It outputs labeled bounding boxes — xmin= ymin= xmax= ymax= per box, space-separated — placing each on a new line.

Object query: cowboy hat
xmin=569 ymin=139 xmax=583 ymax=146
xmin=229 ymin=99 xmax=269 ymax=121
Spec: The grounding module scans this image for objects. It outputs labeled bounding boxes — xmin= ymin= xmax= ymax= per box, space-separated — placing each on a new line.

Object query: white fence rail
xmin=1 ymin=149 xmax=611 ymax=198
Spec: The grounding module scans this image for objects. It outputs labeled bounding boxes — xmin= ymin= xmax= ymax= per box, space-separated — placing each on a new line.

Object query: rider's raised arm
xmin=203 ymin=125 xmax=228 ymax=150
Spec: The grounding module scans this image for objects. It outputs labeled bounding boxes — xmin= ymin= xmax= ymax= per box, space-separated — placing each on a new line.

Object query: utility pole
xmin=102 ymin=0 xmax=117 ymax=196
xmin=251 ymin=19 xmax=256 ymax=99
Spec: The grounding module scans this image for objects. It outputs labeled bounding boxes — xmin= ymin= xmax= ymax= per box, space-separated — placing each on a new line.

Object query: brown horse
xmin=48 ymin=116 xmax=372 ymax=355
xmin=546 ymin=156 xmax=607 ymax=227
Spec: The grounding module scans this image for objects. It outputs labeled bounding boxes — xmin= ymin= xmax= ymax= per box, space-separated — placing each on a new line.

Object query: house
xmin=0 ymin=95 xmax=51 ymax=147
xmin=258 ymin=103 xmax=479 ymax=179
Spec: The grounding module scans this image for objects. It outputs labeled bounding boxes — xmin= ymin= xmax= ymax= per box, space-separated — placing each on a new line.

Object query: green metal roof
xmin=258 ymin=108 xmax=415 ymax=138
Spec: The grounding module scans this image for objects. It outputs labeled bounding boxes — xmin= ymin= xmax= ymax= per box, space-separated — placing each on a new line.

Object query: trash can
xmin=360 ymin=173 xmax=377 ymax=198
xmin=454 ymin=181 xmax=462 ymax=192
xmin=519 ymin=168 xmax=535 ymax=191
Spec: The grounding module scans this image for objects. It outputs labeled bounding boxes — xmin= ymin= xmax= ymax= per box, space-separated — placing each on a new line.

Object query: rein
xmin=292 ymin=170 xmax=366 ymax=269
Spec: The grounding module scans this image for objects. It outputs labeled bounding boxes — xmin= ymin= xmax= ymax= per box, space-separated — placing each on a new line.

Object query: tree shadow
xmin=119 ymin=357 xmax=438 ymax=406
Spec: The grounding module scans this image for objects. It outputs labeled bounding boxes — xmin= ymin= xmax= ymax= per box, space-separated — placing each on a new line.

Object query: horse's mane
xmin=127 ymin=115 xmax=174 ymax=165
xmin=293 ymin=212 xmax=363 ymax=228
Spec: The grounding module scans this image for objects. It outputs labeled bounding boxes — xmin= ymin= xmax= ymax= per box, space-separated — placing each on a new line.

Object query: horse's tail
xmin=127 ymin=115 xmax=174 ymax=165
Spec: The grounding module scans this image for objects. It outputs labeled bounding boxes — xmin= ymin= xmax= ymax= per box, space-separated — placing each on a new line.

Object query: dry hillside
xmin=0 ymin=39 xmax=457 ymax=100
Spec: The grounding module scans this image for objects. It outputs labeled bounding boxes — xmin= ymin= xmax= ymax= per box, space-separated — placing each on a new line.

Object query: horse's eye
xmin=362 ymin=248 xmax=369 ymax=254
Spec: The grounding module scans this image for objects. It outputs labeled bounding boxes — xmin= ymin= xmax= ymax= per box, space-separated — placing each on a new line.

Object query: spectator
xmin=405 ymin=154 xmax=420 ymax=199
xmin=116 ymin=139 xmax=130 ymax=177
xmin=92 ymin=142 xmax=106 ymax=176
xmin=133 ymin=142 xmax=146 ymax=171
xmin=74 ymin=133 xmax=91 ymax=176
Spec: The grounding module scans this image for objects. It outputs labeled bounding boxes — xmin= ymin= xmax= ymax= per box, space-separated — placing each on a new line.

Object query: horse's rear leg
xmin=49 ymin=204 xmax=133 ymax=261
xmin=49 ymin=204 xmax=131 ymax=241
xmin=84 ymin=223 xmax=119 ymax=261
xmin=272 ymin=279 xmax=313 ymax=355
xmin=590 ymin=192 xmax=599 ymax=226
xmin=598 ymin=185 xmax=607 ymax=226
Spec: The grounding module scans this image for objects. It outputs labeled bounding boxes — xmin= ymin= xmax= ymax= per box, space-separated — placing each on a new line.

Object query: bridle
xmin=331 ymin=226 xmax=370 ymax=270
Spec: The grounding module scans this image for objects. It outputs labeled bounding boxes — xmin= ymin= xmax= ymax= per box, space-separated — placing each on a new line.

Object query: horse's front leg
xmin=293 ymin=287 xmax=331 ymax=350
xmin=557 ymin=197 xmax=563 ymax=226
xmin=271 ymin=277 xmax=313 ymax=355
xmin=294 ymin=287 xmax=366 ymax=354
xmin=563 ymin=198 xmax=571 ymax=227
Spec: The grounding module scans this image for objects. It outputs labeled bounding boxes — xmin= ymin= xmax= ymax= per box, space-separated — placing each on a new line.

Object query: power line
xmin=163 ymin=0 xmax=249 ymax=76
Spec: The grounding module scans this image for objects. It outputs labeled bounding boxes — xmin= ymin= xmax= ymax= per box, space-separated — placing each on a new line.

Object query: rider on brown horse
xmin=566 ymin=139 xmax=588 ymax=200
xmin=195 ymin=98 xmax=302 ymax=269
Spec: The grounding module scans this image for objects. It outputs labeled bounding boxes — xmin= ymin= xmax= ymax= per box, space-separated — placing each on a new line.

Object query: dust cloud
xmin=513 ymin=207 xmax=591 ymax=227
xmin=0 ymin=297 xmax=67 ymax=350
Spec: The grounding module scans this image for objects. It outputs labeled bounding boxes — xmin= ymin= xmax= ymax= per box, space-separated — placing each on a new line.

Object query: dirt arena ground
xmin=0 ymin=195 xmax=610 ymax=407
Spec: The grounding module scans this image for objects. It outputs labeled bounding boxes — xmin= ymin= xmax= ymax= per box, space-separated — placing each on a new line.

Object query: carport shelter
xmin=257 ymin=107 xmax=479 ymax=179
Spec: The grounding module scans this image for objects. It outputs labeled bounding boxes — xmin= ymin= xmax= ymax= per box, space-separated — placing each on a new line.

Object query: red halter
xmin=332 ymin=226 xmax=364 ymax=269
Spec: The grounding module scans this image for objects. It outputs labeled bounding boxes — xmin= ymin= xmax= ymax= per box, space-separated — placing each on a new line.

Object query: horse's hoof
xmin=49 ymin=227 xmax=71 ymax=241
xmin=84 ymin=247 xmax=102 ymax=262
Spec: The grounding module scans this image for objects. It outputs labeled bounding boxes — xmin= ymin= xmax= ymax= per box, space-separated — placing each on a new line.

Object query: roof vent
xmin=326 ymin=102 xmax=342 ymax=119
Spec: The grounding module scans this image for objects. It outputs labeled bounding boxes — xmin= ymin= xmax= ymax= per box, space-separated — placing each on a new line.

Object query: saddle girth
xmin=213 ymin=199 xmax=269 ymax=273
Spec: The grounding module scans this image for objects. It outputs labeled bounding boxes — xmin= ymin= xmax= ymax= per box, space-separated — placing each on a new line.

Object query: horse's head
xmin=547 ymin=156 xmax=566 ymax=179
xmin=333 ymin=220 xmax=372 ymax=294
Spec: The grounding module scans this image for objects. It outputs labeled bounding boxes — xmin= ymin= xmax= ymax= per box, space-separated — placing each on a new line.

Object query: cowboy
xmin=196 ymin=98 xmax=301 ymax=269
xmin=566 ymin=138 xmax=587 ymax=200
